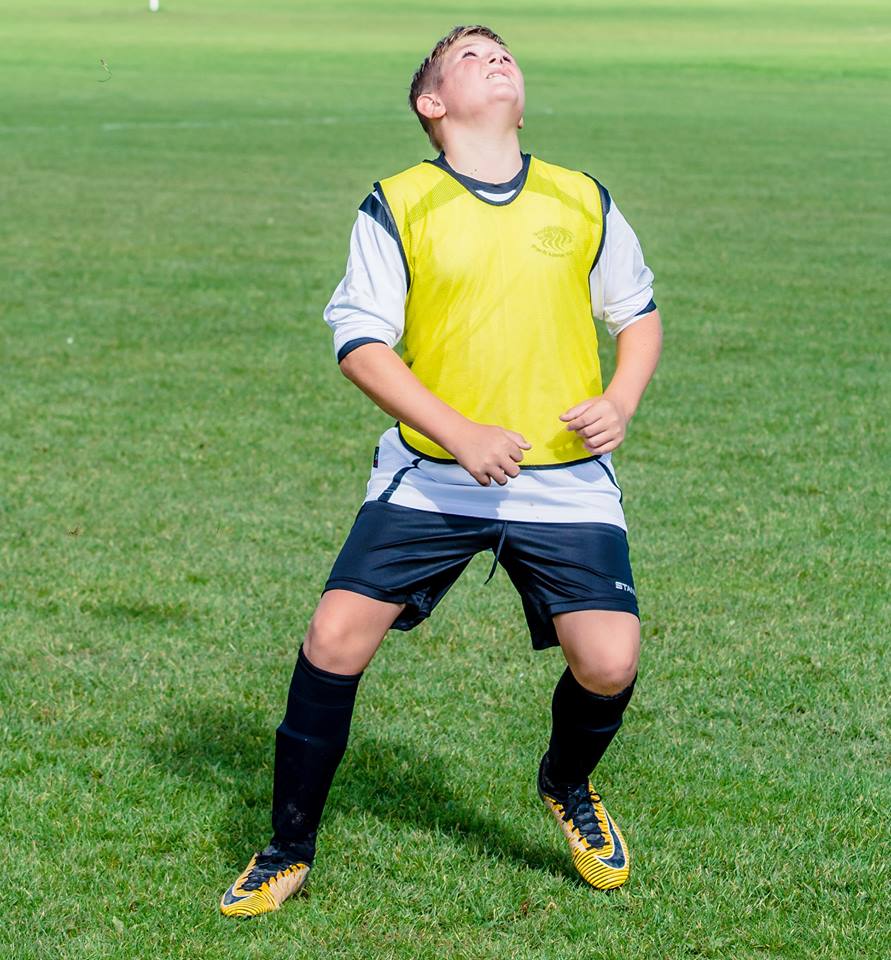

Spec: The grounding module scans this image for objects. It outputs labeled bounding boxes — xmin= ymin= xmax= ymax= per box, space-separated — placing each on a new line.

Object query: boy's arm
xmin=562 ymin=191 xmax=661 ymax=453
xmin=340 ymin=343 xmax=531 ymax=487
xmin=323 ymin=192 xmax=407 ymax=364
xmin=561 ymin=311 xmax=662 ymax=453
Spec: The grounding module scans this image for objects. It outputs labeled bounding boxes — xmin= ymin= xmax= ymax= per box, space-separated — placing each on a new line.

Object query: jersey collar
xmin=425 ymin=152 xmax=531 ymax=206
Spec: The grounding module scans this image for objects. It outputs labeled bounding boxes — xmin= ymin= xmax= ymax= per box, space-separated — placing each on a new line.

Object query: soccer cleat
xmin=538 ymin=755 xmax=630 ymax=890
xmin=220 ymin=841 xmax=311 ymax=918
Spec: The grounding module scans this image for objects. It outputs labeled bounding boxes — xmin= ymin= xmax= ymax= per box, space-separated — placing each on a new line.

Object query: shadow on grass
xmin=148 ymin=700 xmax=568 ymax=880
xmin=335 ymin=735 xmax=567 ymax=879
xmin=79 ymin=599 xmax=194 ymax=624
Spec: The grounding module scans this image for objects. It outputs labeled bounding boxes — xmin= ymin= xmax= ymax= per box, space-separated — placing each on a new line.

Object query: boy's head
xmin=409 ymin=25 xmax=524 ymax=152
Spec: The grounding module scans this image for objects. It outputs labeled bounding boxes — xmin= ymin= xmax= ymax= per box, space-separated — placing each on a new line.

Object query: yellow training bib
xmin=378 ymin=155 xmax=605 ymax=466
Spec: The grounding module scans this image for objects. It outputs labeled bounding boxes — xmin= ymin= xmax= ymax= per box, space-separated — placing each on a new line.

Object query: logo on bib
xmin=532 ymin=225 xmax=575 ymax=257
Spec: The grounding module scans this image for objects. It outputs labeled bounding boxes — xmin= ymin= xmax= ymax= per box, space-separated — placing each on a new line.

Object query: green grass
xmin=1 ymin=1 xmax=890 ymax=957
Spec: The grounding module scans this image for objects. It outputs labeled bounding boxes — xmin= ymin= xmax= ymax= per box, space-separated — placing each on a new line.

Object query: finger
xmin=565 ymin=409 xmax=606 ymax=432
xmin=586 ymin=437 xmax=621 ymax=454
xmin=582 ymin=427 xmax=616 ymax=447
xmin=562 ymin=413 xmax=591 ymax=432
xmin=580 ymin=424 xmax=615 ymax=442
xmin=506 ymin=430 xmax=532 ymax=450
xmin=490 ymin=467 xmax=510 ymax=486
xmin=560 ymin=400 xmax=594 ymax=421
xmin=503 ymin=462 xmax=521 ymax=478
xmin=473 ymin=471 xmax=491 ymax=487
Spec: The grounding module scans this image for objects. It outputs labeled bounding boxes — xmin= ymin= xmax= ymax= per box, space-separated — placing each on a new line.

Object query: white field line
xmin=0 ymin=108 xmax=559 ymax=136
xmin=0 ymin=114 xmax=410 ymax=135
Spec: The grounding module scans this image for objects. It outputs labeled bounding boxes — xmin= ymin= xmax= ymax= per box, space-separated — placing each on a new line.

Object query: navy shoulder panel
xmin=582 ymin=174 xmax=610 ymax=271
xmin=364 ymin=183 xmax=411 ymax=290
xmin=359 ymin=191 xmax=400 ymax=246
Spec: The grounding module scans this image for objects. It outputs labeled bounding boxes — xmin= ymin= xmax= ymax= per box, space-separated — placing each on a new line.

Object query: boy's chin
xmin=455 ymin=96 xmax=523 ymax=130
xmin=483 ymin=94 xmax=525 ymax=126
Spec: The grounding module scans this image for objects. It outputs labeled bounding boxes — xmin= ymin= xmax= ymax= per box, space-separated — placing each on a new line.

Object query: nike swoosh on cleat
xmin=221 ymin=886 xmax=251 ymax=907
xmin=591 ymin=813 xmax=626 ymax=871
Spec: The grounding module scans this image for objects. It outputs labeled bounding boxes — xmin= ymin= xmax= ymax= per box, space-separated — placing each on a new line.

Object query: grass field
xmin=2 ymin=1 xmax=890 ymax=957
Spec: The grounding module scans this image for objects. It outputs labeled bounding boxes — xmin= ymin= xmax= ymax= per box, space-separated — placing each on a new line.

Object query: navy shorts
xmin=324 ymin=501 xmax=638 ymax=650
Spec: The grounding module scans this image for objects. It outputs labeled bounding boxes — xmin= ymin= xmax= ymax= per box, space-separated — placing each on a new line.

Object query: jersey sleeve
xmin=323 ymin=190 xmax=408 ymax=362
xmin=589 ymin=192 xmax=657 ymax=338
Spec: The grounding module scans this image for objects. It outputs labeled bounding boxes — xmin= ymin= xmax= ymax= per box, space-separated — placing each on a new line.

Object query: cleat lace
xmin=241 ymin=843 xmax=306 ymax=892
xmin=562 ymin=783 xmax=607 ymax=850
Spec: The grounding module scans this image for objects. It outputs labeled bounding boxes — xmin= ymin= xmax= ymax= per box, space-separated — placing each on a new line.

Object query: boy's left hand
xmin=560 ymin=395 xmax=629 ymax=454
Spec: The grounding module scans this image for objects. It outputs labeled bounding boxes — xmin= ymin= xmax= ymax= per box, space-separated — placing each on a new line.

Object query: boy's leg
xmin=221 ymin=590 xmax=403 ymax=918
xmin=272 ymin=590 xmax=404 ymax=850
xmin=496 ymin=519 xmax=640 ymax=890
xmin=271 ymin=498 xmax=497 ymax=862
xmin=545 ymin=609 xmax=639 ymax=786
xmin=222 ymin=502 xmax=495 ymax=916
xmin=536 ymin=609 xmax=638 ymax=891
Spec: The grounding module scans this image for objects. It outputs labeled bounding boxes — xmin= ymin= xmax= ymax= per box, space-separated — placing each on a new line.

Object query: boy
xmin=221 ymin=25 xmax=661 ymax=917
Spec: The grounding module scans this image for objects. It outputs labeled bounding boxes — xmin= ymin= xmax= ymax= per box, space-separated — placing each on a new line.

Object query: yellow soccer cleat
xmin=538 ymin=755 xmax=630 ymax=891
xmin=220 ymin=842 xmax=311 ymax=918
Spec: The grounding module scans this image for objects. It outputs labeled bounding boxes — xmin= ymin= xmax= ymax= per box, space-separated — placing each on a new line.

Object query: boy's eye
xmin=462 ymin=50 xmax=477 ymax=58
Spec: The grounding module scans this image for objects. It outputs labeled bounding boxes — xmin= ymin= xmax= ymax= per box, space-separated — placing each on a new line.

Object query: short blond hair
xmin=408 ymin=25 xmax=508 ymax=151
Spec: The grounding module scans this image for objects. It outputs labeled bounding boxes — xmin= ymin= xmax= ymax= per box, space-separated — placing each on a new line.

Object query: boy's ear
xmin=518 ymin=115 xmax=524 ymax=130
xmin=416 ymin=92 xmax=446 ymax=121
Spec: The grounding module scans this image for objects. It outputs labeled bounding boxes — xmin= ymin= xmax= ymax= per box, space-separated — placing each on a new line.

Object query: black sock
xmin=271 ymin=645 xmax=362 ymax=861
xmin=544 ymin=667 xmax=636 ymax=791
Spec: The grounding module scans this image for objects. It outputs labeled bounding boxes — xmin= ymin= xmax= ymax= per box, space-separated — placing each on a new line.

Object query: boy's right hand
xmin=447 ymin=422 xmax=532 ymax=487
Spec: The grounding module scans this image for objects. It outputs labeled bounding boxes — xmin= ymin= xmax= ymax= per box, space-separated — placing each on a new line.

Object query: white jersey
xmin=323 ymin=156 xmax=656 ymax=525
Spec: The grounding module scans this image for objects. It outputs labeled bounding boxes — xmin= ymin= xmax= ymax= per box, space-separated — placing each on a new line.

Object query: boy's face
xmin=430 ymin=34 xmax=525 ymax=128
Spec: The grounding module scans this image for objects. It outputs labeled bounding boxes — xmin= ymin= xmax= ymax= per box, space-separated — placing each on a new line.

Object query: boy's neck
xmin=441 ymin=128 xmax=523 ymax=184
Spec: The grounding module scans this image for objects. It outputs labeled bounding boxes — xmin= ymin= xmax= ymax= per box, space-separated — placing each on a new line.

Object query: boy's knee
xmin=303 ymin=607 xmax=358 ymax=673
xmin=555 ymin=609 xmax=640 ymax=695
xmin=302 ymin=597 xmax=390 ymax=675
xmin=571 ymin=651 xmax=638 ymax=696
